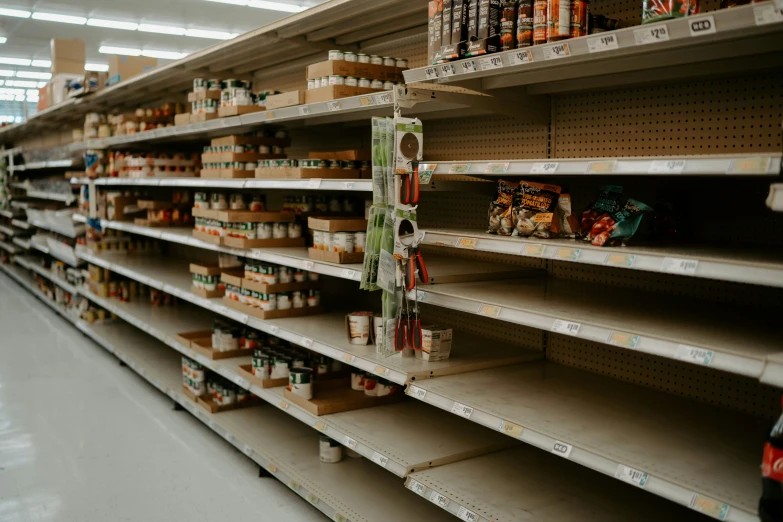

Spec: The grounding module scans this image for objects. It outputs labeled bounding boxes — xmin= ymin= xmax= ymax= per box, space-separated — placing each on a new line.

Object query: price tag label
xmin=754 ymin=4 xmax=783 ymax=25
xmin=327 ymin=101 xmax=341 ymax=111
xmin=270 ymin=325 xmax=280 ymax=335
xmin=498 ymin=420 xmax=523 ymax=439
xmin=341 ymin=181 xmax=355 ymax=191
xmin=551 ymin=320 xmax=581 ymax=336
xmin=530 ymin=162 xmax=558 ymax=174
xmin=689 ymin=494 xmax=730 ymax=520
xmin=424 ymin=66 xmax=439 ymax=80
xmin=409 ymin=385 xmax=427 ymax=400
xmin=289 ymin=480 xmax=300 ymax=491
xmin=307 ymin=178 xmax=322 ymax=189
xmin=509 ymin=48 xmax=533 ymax=65
xmin=615 ymin=464 xmax=649 ymax=488
xmin=522 ymin=243 xmax=546 ymax=257
xmin=343 ymin=354 xmax=355 ymax=364
xmin=376 ymin=92 xmax=392 ymax=104
xmin=410 ymin=479 xmax=426 ymax=496
xmin=461 ymin=60 xmax=477 ymax=73
xmin=418 ymin=163 xmax=437 ymax=184
xmin=649 ymin=159 xmax=686 ymax=174
xmin=448 ymin=163 xmax=471 ymax=174
xmin=225 ymin=433 xmax=235 ymax=444
xmin=307 ymin=494 xmax=318 ymax=505
xmin=335 ymin=514 xmax=348 ymax=522
xmin=587 ymin=33 xmax=619 ymax=53
xmin=485 ymin=162 xmax=510 ymax=174
xmin=543 ymin=42 xmax=570 ymax=60
xmin=552 ymin=440 xmax=573 ymax=459
xmin=456 ymin=237 xmax=478 ymax=249
xmin=342 ymin=436 xmax=358 ymax=449
xmin=440 ymin=63 xmax=457 ymax=77
xmin=298 ymin=106 xmax=311 ymax=116
xmin=675 ymin=345 xmax=714 ymax=366
xmin=375 ymin=366 xmax=391 ymax=377
xmin=430 ymin=491 xmax=450 ymax=507
xmin=304 ymin=261 xmax=315 ymax=270
xmin=728 ymin=156 xmax=772 ymax=174
xmin=586 ymin=160 xmax=616 ymax=174
xmin=479 ymin=54 xmax=504 ymax=70
xmin=477 ymin=303 xmax=501 ymax=318
xmin=315 ymin=421 xmax=326 ymax=431
xmin=279 ymin=401 xmax=289 ymax=410
xmin=360 ymin=96 xmax=375 ymax=107
xmin=268 ymin=464 xmax=277 ymax=474
xmin=341 ymin=269 xmax=356 ymax=279
xmin=552 ymin=247 xmax=581 ymax=261
xmin=417 ymin=290 xmax=427 ymax=303
xmin=660 ymin=257 xmax=699 ymax=275
xmin=688 ymin=15 xmax=716 ymax=36
xmin=451 ymin=402 xmax=474 ymax=419
xmin=371 ymin=452 xmax=389 ymax=467
xmin=243 ymin=445 xmax=253 ymax=457
xmin=607 ymin=331 xmax=641 ymax=349
xmin=604 ymin=253 xmax=636 ymax=267
xmin=233 ymin=376 xmax=247 ymax=388
xmin=634 ymin=24 xmax=670 ymax=45
xmin=302 ymin=337 xmax=313 ymax=348
xmin=265 ymin=111 xmax=276 ymax=120
xmin=457 ymin=506 xmax=479 ymax=522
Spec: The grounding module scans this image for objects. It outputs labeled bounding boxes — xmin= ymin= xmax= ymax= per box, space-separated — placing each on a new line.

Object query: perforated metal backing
xmin=553 ymin=73 xmax=783 ymax=157
xmin=547 ymin=333 xmax=780 ymax=419
xmin=420 ymin=302 xmax=545 ymax=350
xmin=362 ymin=32 xmax=430 ymax=69
xmin=591 ymin=0 xmax=721 ymax=26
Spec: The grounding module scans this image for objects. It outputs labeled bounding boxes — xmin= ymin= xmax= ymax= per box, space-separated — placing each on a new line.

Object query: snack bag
xmin=511 ymin=181 xmax=562 ymax=239
xmin=487 ymin=179 xmax=517 ymax=236
xmin=557 ymin=194 xmax=579 ymax=238
xmin=588 ymin=198 xmax=654 ymax=247
xmin=580 ymin=185 xmax=623 ymax=237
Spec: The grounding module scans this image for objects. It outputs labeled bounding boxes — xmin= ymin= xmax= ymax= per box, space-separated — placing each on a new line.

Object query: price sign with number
xmin=409 ymin=385 xmax=427 ymax=400
xmin=552 ymin=440 xmax=573 ymax=458
xmin=690 ymin=494 xmax=730 ymax=520
xmin=615 ymin=464 xmax=649 ymax=488
xmin=588 ymin=33 xmax=619 ymax=53
xmin=304 ymin=261 xmax=315 ymax=270
xmin=551 ymin=319 xmax=581 ymax=336
xmin=675 ymin=345 xmax=714 ymax=366
xmin=430 ymin=491 xmax=450 ymax=507
xmin=660 ymin=257 xmax=699 ymax=275
xmin=341 ymin=268 xmax=356 ymax=279
xmin=299 ymin=106 xmax=311 ymax=116
xmin=498 ymin=420 xmax=524 ymax=439
xmin=451 ymin=402 xmax=474 ymax=418
xmin=270 ymin=325 xmax=280 ymax=335
xmin=371 ymin=452 xmax=389 ymax=467
xmin=456 ymin=237 xmax=478 ymax=249
xmin=327 ymin=101 xmax=341 ymax=111
xmin=302 ymin=337 xmax=314 ymax=348
xmin=424 ymin=66 xmax=439 ymax=80
xmin=243 ymin=445 xmax=253 ymax=457
xmin=543 ymin=42 xmax=570 ymax=60
xmin=523 ymin=243 xmax=546 ymax=257
xmin=531 ymin=162 xmax=558 ymax=174
xmin=485 ymin=162 xmax=510 ymax=174
xmin=457 ymin=506 xmax=479 ymax=522
xmin=509 ymin=49 xmax=533 ymax=65
xmin=479 ymin=54 xmax=504 ymax=70
xmin=461 ymin=60 xmax=477 ymax=73
xmin=649 ymin=159 xmax=686 ymax=174
xmin=689 ymin=15 xmax=716 ymax=36
xmin=376 ymin=92 xmax=392 ymax=104
xmin=342 ymin=436 xmax=357 ymax=449
xmin=634 ymin=25 xmax=670 ymax=45
xmin=360 ymin=96 xmax=374 ymax=107
xmin=440 ymin=63 xmax=457 ymax=77
xmin=607 ymin=331 xmax=641 ymax=349
xmin=477 ymin=303 xmax=501 ymax=318
xmin=410 ymin=479 xmax=426 ymax=496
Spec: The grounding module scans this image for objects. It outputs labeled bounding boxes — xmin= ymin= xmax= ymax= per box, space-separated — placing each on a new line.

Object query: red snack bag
xmin=580 ymin=185 xmax=623 ymax=237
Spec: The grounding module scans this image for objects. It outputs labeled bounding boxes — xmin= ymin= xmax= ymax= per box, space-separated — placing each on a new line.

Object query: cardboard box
xmin=255 ymin=167 xmax=361 ymax=180
xmin=50 ymin=73 xmax=82 ymax=105
xmin=108 ymin=55 xmax=157 ymax=85
xmin=221 ymin=272 xmax=244 ymax=288
xmin=175 ymin=330 xmax=212 ymax=348
xmin=416 ymin=325 xmax=453 ymax=361
xmin=222 ymin=296 xmax=322 ymax=320
xmin=466 ymin=35 xmax=501 ymax=57
xmin=222 ymin=236 xmax=305 ymax=249
xmin=237 ymin=364 xmax=289 ymax=389
xmin=306 ymin=60 xmax=405 ymax=83
xmin=106 ymin=195 xmax=136 ymax=221
xmin=211 ymin=135 xmax=291 ymax=147
xmin=308 ymin=216 xmax=368 ymax=232
xmin=191 ymin=286 xmax=224 ymax=298
xmin=264 ymin=91 xmax=306 ymax=110
xmin=429 ymin=1 xmax=444 ymax=64
xmin=283 ymin=379 xmax=404 ymax=416
xmin=308 ymin=247 xmax=363 ymax=264
xmin=442 ymin=0 xmax=453 ymax=46
xmin=217 ymin=105 xmax=264 ymax=117
xmin=242 ymin=278 xmax=320 ymax=294
xmin=186 ymin=388 xmax=260 ymax=413
xmin=200 ymin=168 xmax=254 ymax=179
xmin=193 ymin=229 xmax=223 ymax=245
xmin=452 ymin=0 xmax=468 ymax=46
xmin=190 ymin=263 xmax=224 ymax=276
xmin=466 ymin=0 xmax=479 ymax=41
xmin=188 ymin=334 xmax=253 ymax=360
xmin=201 ymin=152 xmax=284 ymax=163
xmin=304 ymin=85 xmax=381 ymax=104
xmin=37 ymin=85 xmax=50 ymax=111
xmin=190 ymin=112 xmax=218 ymax=123
xmin=478 ymin=0 xmax=502 ymax=39
xmin=138 ymin=200 xmax=177 ymax=210
xmin=187 ymin=90 xmax=221 ymax=102
xmin=175 ymin=113 xmax=191 ymax=126
xmin=192 ymin=207 xmax=295 ymax=222
xmin=308 ymin=150 xmax=370 ymax=161
xmin=51 ymin=38 xmax=85 ymax=75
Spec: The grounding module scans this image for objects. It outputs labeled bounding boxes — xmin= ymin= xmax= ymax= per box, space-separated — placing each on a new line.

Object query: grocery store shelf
xmin=767 ymin=183 xmax=783 ymax=211
xmin=11 ymin=237 xmax=30 ymax=250
xmin=9 ymin=159 xmax=74 ymax=172
xmin=26 ymin=190 xmax=76 ymax=204
xmin=406 ymin=446 xmax=712 ymax=522
xmin=412 ymin=277 xmax=783 ymax=382
xmin=422 ymin=228 xmax=783 ymax=288
xmin=0 ymin=209 xmax=17 ymax=218
xmin=11 ymin=219 xmax=30 ymax=230
xmin=0 ymin=261 xmax=79 ymax=322
xmin=90 ymin=176 xmax=374 ymax=192
xmin=15 ymin=256 xmax=78 ymax=295
xmin=404 ymin=2 xmax=783 ymax=93
xmin=28 ymin=218 xmax=84 ymax=238
xmin=407 ymin=361 xmax=764 ymax=521
xmin=10 ymin=201 xmax=28 ymax=209
xmin=76 ymin=249 xmax=540 ymax=385
xmin=419 ymin=153 xmax=782 ymax=177
xmin=30 ymin=239 xmax=48 ymax=255
xmin=0 ymin=224 xmax=16 ymax=236
xmin=0 ymin=241 xmax=18 ymax=254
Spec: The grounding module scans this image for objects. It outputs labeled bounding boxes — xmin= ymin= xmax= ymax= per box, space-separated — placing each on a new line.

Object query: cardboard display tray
xmin=175 ymin=330 xmax=212 ymax=348
xmin=191 ymin=335 xmax=253 ymax=360
xmin=222 ymin=236 xmax=305 ymax=249
xmin=202 ymin=152 xmax=285 ymax=163
xmin=222 ymin=296 xmax=323 ymax=320
xmin=192 ymin=229 xmax=224 ymax=245
xmin=237 ymin=364 xmax=289 ymax=389
xmin=187 ymin=90 xmax=221 ymax=102
xmin=264 ymin=90 xmax=305 ymax=110
xmin=308 ymin=150 xmax=370 ymax=161
xmin=306 ymin=59 xmax=406 ymax=82
xmin=308 ymin=247 xmax=364 ymax=264
xmin=190 ymin=263 xmax=224 ymax=276
xmin=218 ymin=105 xmax=265 ymax=117
xmin=175 ymin=113 xmax=191 ymax=126
xmin=242 ymin=278 xmax=321 ymax=294
xmin=221 ymin=272 xmax=244 ymax=287
xmin=133 ymin=218 xmax=189 ymax=228
xmin=183 ymin=387 xmax=261 ymax=413
xmin=191 ymin=285 xmax=224 ymax=299
xmin=138 ymin=200 xmax=179 ymax=210
xmin=211 ymin=135 xmax=291 ymax=148
xmin=304 ymin=85 xmax=381 ymax=104
xmin=308 ymin=216 xmax=368 ymax=232
xmin=200 ymin=168 xmax=255 ymax=179
xmin=192 ymin=207 xmax=296 ymax=222
xmin=190 ymin=113 xmax=219 ymax=123
xmin=255 ymin=167 xmax=361 ymax=180
xmin=283 ymin=379 xmax=405 ymax=416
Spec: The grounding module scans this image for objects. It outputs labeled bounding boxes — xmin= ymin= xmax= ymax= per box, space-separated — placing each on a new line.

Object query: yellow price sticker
xmin=268 ymin=464 xmax=277 ymax=474
xmin=523 ymin=244 xmax=546 ymax=257
xmin=290 ymin=480 xmax=300 ymax=491
xmin=265 ymin=111 xmax=275 ymax=120
xmin=607 ymin=331 xmax=641 ymax=349
xmin=498 ymin=420 xmax=524 ymax=439
xmin=477 ymin=304 xmax=501 ymax=318
xmin=455 ymin=237 xmax=478 ymax=249
xmin=728 ymin=156 xmax=771 ymax=174
xmin=307 ymin=493 xmax=319 ymax=504
xmin=315 ymin=421 xmax=326 ymax=431
xmin=553 ymin=247 xmax=581 ymax=261
xmin=689 ymin=494 xmax=729 ymax=520
xmin=604 ymin=253 xmax=636 ymax=267
xmin=279 ymin=401 xmax=289 ymax=410
xmin=586 ymin=160 xmax=616 ymax=174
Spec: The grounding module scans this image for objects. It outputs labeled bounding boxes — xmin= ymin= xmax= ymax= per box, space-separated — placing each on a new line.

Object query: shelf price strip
xmin=409 ymin=385 xmax=427 ymax=400
xmin=451 ymin=402 xmax=474 ymax=419
xmin=409 ymin=479 xmax=426 ymax=496
xmin=497 ymin=420 xmax=523 ymax=439
xmin=430 ymin=491 xmax=450 ymax=507
xmin=457 ymin=506 xmax=479 ymax=522
xmin=660 ymin=257 xmax=698 ymax=275
xmin=675 ymin=344 xmax=714 ymax=366
xmin=371 ymin=452 xmax=389 ymax=467
xmin=552 ymin=440 xmax=573 ymax=459
xmin=689 ymin=494 xmax=730 ymax=520
xmin=551 ymin=319 xmax=581 ymax=336
xmin=614 ymin=464 xmax=649 ymax=488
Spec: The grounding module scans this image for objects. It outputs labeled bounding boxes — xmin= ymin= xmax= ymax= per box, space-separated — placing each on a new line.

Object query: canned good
xmin=333 ymin=232 xmax=355 ymax=253
xmin=273 ymin=146 xmax=285 ymax=155
xmin=312 ymin=230 xmax=324 ymax=250
xmin=320 ymin=435 xmax=344 ymax=463
xmin=259 ymin=265 xmax=278 ymax=285
xmin=307 ymin=289 xmax=320 ymax=307
xmin=224 ymin=79 xmax=241 ymax=88
xmin=253 ymin=352 xmax=271 ymax=379
xmin=260 ymin=293 xmax=277 ymax=311
xmin=383 ymin=80 xmax=394 ymax=90
xmin=278 ymin=266 xmax=293 ymax=283
xmin=293 ymin=269 xmax=306 ymax=283
xmin=370 ymin=79 xmax=384 ymax=89
xmin=273 ymin=222 xmax=288 ymax=239
xmin=193 ymin=78 xmax=206 ymax=92
xmin=316 ymin=356 xmax=330 ymax=375
xmin=271 ymin=355 xmax=291 ymax=379
xmin=320 ymin=77 xmax=329 ymax=87
xmin=329 ymin=75 xmax=345 ymax=86
xmin=382 ymin=56 xmax=396 ymax=67
xmin=211 ymin=192 xmax=227 ymax=210
xmin=278 ymin=292 xmax=292 ymax=310
xmin=345 ymin=76 xmax=358 ymax=87
xmin=292 ymin=291 xmax=305 ymax=308
xmin=307 ymin=271 xmax=319 ymax=282
xmin=230 ymin=193 xmax=245 ymax=210
xmin=288 ymin=222 xmax=302 ymax=238
xmin=204 ymin=98 xmax=217 ymax=113
xmin=351 ymin=371 xmax=366 ymax=391
xmin=257 ymin=222 xmax=272 ymax=239
xmin=369 ymin=55 xmax=383 ymax=65
xmin=356 ymin=53 xmax=370 ymax=63
xmin=343 ymin=51 xmax=357 ymax=62
xmin=358 ymin=78 xmax=371 ymax=88
xmin=194 ymin=192 xmax=209 ymax=209
xmin=289 ymin=368 xmax=313 ymax=399
xmin=364 ymin=375 xmax=378 ymax=396
xmin=354 ymin=231 xmax=366 ymax=253
xmin=547 ymin=0 xmax=571 ymax=41
xmin=376 ymin=380 xmax=395 ymax=397
xmin=395 ymin=58 xmax=408 ymax=68
xmin=208 ymin=79 xmax=220 ymax=90
xmin=328 ymin=50 xmax=344 ymax=61
xmin=307 ymin=79 xmax=316 ymax=90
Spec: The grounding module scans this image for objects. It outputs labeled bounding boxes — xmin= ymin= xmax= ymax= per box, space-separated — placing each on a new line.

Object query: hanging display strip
xmin=406 ymin=361 xmax=761 ymax=521
xmin=411 ymin=278 xmax=783 ymax=383
xmin=404 ymin=2 xmax=783 ymax=86
xmin=421 ymin=228 xmax=783 ymax=289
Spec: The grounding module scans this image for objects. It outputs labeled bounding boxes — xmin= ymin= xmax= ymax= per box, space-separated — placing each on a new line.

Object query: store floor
xmin=0 ymin=273 xmax=327 ymax=522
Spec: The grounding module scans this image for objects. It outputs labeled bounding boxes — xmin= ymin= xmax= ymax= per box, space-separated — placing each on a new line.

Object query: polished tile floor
xmin=0 ymin=273 xmax=326 ymax=522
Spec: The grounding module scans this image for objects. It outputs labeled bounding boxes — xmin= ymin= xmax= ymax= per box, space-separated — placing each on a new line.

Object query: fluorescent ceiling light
xmin=205 ymin=0 xmax=250 ymax=5
xmin=0 ymin=57 xmax=30 ymax=66
xmin=184 ymin=28 xmax=236 ymax=40
xmin=141 ymin=49 xmax=186 ymax=60
xmin=0 ymin=8 xmax=31 ymax=18
xmin=138 ymin=23 xmax=185 ymax=35
xmin=87 ymin=18 xmax=138 ymax=30
xmin=16 ymin=71 xmax=51 ymax=79
xmin=0 ymin=70 xmax=14 ymax=76
xmin=0 ymin=38 xmax=6 ymax=44
xmin=99 ymin=46 xmax=141 ymax=56
xmin=85 ymin=63 xmax=109 ymax=72
xmin=31 ymin=60 xmax=51 ymax=68
xmin=6 ymin=80 xmax=37 ymax=88
xmin=31 ymin=12 xmax=87 ymax=24
xmin=248 ymin=1 xmax=306 ymax=12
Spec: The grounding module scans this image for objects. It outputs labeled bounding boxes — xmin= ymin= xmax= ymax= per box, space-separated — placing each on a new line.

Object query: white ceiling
xmin=0 ymin=0 xmax=326 ymax=68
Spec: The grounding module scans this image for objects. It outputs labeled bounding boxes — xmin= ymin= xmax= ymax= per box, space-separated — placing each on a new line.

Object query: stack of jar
xmin=183 ymin=356 xmax=206 ymax=397
xmin=258 ymin=158 xmax=369 ymax=170
xmin=308 ymin=51 xmax=409 ymax=91
xmin=312 ymin=229 xmax=366 ymax=254
xmin=194 ymin=192 xmax=266 ymax=212
xmin=206 ymin=374 xmax=251 ymax=406
xmin=224 ymin=262 xmax=321 ymax=311
xmin=192 ymin=272 xmax=219 ymax=293
xmin=283 ymin=195 xmax=361 ymax=215
xmin=350 ymin=370 xmax=401 ymax=397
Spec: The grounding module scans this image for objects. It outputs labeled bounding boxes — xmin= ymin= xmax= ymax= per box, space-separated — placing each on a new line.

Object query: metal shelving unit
xmin=15 ymin=255 xmax=78 ymax=295
xmin=82 ymin=176 xmax=374 ymax=192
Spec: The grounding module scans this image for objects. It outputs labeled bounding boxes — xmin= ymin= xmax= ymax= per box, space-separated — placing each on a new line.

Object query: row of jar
xmin=251 ymin=346 xmax=342 ymax=381
xmin=312 ymin=230 xmax=366 ymax=254
xmin=283 ymin=195 xmax=364 ymax=215
xmin=225 ymin=285 xmax=321 ymax=311
xmin=259 ymin=159 xmax=369 ymax=170
xmin=194 ymin=218 xmax=302 ymax=240
xmin=211 ymin=319 xmax=295 ymax=352
xmin=244 ymin=262 xmax=319 ymax=285
xmin=203 ymin=143 xmax=286 ymax=155
xmin=308 ymin=77 xmax=403 ymax=90
xmin=326 ymin=51 xmax=408 ymax=67
xmin=194 ymin=192 xmax=265 ymax=211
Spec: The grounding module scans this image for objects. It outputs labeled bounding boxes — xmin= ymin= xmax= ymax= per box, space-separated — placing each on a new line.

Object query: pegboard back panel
xmin=361 ymin=32 xmax=430 ymax=69
xmin=421 ymin=302 xmax=545 ymax=351
xmin=553 ymin=72 xmax=783 ymax=157
xmin=547 ymin=333 xmax=780 ymax=419
xmin=589 ymin=0 xmax=720 ymax=26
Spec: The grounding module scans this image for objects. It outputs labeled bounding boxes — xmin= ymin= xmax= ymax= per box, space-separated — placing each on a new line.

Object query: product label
xmin=587 ymin=33 xmax=619 ymax=53
xmin=343 ymin=354 xmax=355 ymax=364
xmin=410 ymin=479 xmax=426 ymax=496
xmin=430 ymin=491 xmax=450 ymax=507
xmin=604 ymin=253 xmax=636 ymax=267
xmin=279 ymin=401 xmax=289 ymax=410
xmin=552 ymin=247 xmax=581 ymax=260
xmin=457 ymin=506 xmax=479 ymax=522
xmin=409 ymin=385 xmax=427 ymax=400
xmin=375 ymin=366 xmax=391 ymax=377
xmin=479 ymin=54 xmax=504 ymax=70
xmin=304 ymin=261 xmax=315 ymax=270
xmin=675 ymin=345 xmax=714 ymax=366
xmin=265 ymin=111 xmax=276 ymax=120
xmin=290 ymin=480 xmax=300 ymax=491
xmin=451 ymin=402 xmax=474 ymax=418
xmin=509 ymin=49 xmax=534 ymax=65
xmin=762 ymin=443 xmax=783 ymax=481
xmin=314 ymin=421 xmax=326 ymax=432
xmin=376 ymin=92 xmax=393 ymax=104
xmin=551 ymin=319 xmax=581 ymax=336
xmin=615 ymin=464 xmax=649 ymax=488
xmin=688 ymin=15 xmax=716 ymax=36
xmin=552 ymin=440 xmax=573 ymax=458
xmin=754 ymin=4 xmax=783 ymax=25
xmin=649 ymin=159 xmax=686 ymax=174
xmin=689 ymin=494 xmax=729 ymax=520
xmin=456 ymin=237 xmax=479 ymax=249
xmin=607 ymin=331 xmax=641 ymax=349
xmin=660 ymin=257 xmax=699 ymax=275
xmin=371 ymin=452 xmax=389 ymax=467
xmin=461 ymin=60 xmax=478 ymax=73
xmin=449 ymin=163 xmax=471 ymax=174
xmin=335 ymin=514 xmax=348 ymax=522
xmin=542 ymin=42 xmax=570 ymax=60
xmin=477 ymin=303 xmax=502 ymax=318
xmin=342 ymin=181 xmax=354 ymax=190
xmin=498 ymin=420 xmax=524 ymax=438
xmin=343 ymin=436 xmax=357 ymax=449
xmin=530 ymin=162 xmax=558 ymax=174
xmin=327 ymin=101 xmax=341 ymax=111
xmin=307 ymin=494 xmax=318 ymax=505
xmin=634 ymin=25 xmax=670 ymax=45
xmin=270 ymin=325 xmax=280 ymax=335
xmin=268 ymin=464 xmax=277 ymax=474
xmin=360 ymin=96 xmax=375 ymax=106
xmin=522 ymin=243 xmax=546 ymax=257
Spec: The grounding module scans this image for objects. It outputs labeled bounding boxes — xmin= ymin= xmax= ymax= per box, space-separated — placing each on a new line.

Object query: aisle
xmin=0 ymin=273 xmax=327 ymax=522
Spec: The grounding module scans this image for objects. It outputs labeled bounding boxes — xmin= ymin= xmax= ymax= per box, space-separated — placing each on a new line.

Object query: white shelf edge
xmin=0 ymin=241 xmax=19 ymax=254
xmin=88 ymin=176 xmax=374 ymax=191
xmin=28 ymin=218 xmax=85 ymax=238
xmin=404 ymin=477 xmax=490 ymax=522
xmin=11 ymin=219 xmax=30 ymax=230
xmin=0 ymin=224 xmax=15 ymax=236
xmin=16 ymin=256 xmax=78 ymax=295
xmin=26 ymin=190 xmax=76 ymax=204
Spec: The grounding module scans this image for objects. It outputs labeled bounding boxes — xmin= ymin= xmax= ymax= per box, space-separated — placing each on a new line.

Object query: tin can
xmin=211 ymin=192 xmax=227 ymax=210
xmin=307 ymin=289 xmax=320 ymax=307
xmin=257 ymin=222 xmax=272 ymax=239
xmin=244 ymin=162 xmax=254 ymax=171
xmin=221 ymin=90 xmax=231 ymax=107
xmin=204 ymin=98 xmax=217 ymax=113
xmin=278 ymin=292 xmax=292 ymax=310
xmin=194 ymin=192 xmax=209 ymax=209
xmin=312 ymin=230 xmax=324 ymax=250
xmin=517 ymin=0 xmax=534 ymax=47
xmin=273 ymin=222 xmax=288 ymax=239
xmin=230 ymin=193 xmax=245 ymax=210
xmin=570 ymin=0 xmax=587 ymax=37
xmin=271 ymin=355 xmax=290 ymax=378
xmin=345 ymin=76 xmax=358 ymax=87
xmin=370 ymin=79 xmax=384 ymax=89
xmin=343 ymin=51 xmax=357 ymax=62
xmin=354 ymin=231 xmax=366 ymax=253
xmin=395 ymin=58 xmax=408 ymax=68
xmin=358 ymin=78 xmax=371 ymax=88
xmin=382 ymin=80 xmax=394 ymax=90
xmin=328 ymin=50 xmax=344 ymax=61
xmin=547 ymin=0 xmax=571 ymax=40
xmin=320 ymin=435 xmax=343 ymax=463
xmin=375 ymin=380 xmax=395 ymax=397
xmin=259 ymin=265 xmax=278 ymax=284
xmin=279 ymin=266 xmax=293 ymax=284
xmin=351 ymin=371 xmax=366 ymax=391
xmin=293 ymin=291 xmax=305 ymax=308
xmin=320 ymin=77 xmax=329 ymax=88
xmin=369 ymin=55 xmax=383 ymax=65
xmin=289 ymin=368 xmax=313 ymax=398
xmin=293 ymin=269 xmax=306 ymax=283
xmin=333 ymin=232 xmax=354 ymax=253
xmin=288 ymin=222 xmax=302 ymax=239
xmin=193 ymin=78 xmax=206 ymax=92
xmin=260 ymin=293 xmax=277 ymax=311
xmin=534 ymin=0 xmax=548 ymax=44
xmin=208 ymin=79 xmax=220 ymax=90
xmin=307 ymin=271 xmax=319 ymax=282
xmin=329 ymin=75 xmax=345 ymax=86
xmin=382 ymin=56 xmax=395 ymax=66
xmin=357 ymin=53 xmax=370 ymax=63
xmin=307 ymin=79 xmax=315 ymax=90
xmin=241 ymin=222 xmax=256 ymax=239
xmin=322 ymin=232 xmax=334 ymax=252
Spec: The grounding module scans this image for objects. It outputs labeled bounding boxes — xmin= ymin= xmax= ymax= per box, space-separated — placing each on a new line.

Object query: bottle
xmin=760 ymin=395 xmax=783 ymax=521
xmin=500 ymin=1 xmax=518 ymax=51
xmin=516 ymin=0 xmax=534 ymax=47
xmin=547 ymin=0 xmax=571 ymax=41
